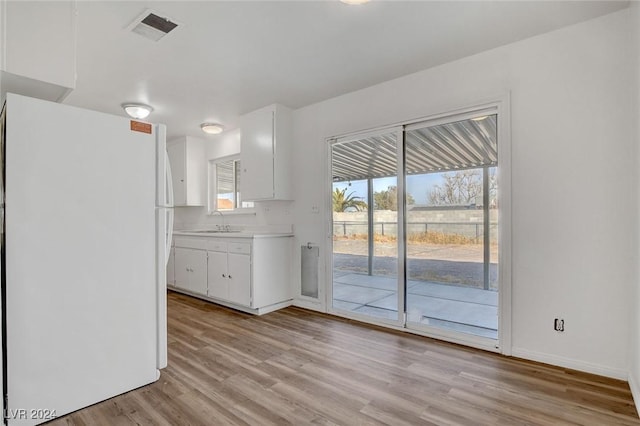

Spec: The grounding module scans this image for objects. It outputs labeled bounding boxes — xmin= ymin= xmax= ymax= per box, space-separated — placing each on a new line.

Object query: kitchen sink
xmin=188 ymin=230 xmax=241 ymax=233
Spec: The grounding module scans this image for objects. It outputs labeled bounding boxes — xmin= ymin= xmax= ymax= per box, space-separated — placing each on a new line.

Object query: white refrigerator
xmin=0 ymin=93 xmax=172 ymax=425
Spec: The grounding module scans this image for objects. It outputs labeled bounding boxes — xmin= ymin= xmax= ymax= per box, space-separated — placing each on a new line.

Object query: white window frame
xmin=208 ymin=155 xmax=255 ymax=215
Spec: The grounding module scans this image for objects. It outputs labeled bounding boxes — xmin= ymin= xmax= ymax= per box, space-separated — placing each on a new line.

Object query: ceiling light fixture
xmin=122 ymin=103 xmax=153 ymax=119
xmin=340 ymin=0 xmax=370 ymax=4
xmin=200 ymin=123 xmax=224 ymax=135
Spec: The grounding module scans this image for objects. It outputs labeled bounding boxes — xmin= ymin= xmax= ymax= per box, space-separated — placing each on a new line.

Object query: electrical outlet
xmin=311 ymin=205 xmax=320 ymax=214
xmin=554 ymin=318 xmax=565 ymax=332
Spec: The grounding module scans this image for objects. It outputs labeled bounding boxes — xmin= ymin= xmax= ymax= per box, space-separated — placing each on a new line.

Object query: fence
xmin=333 ymin=220 xmax=498 ymax=241
xmin=333 ymin=209 xmax=498 ymax=241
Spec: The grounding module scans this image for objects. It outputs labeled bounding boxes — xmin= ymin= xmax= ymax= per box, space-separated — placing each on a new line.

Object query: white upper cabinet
xmin=240 ymin=104 xmax=292 ymax=201
xmin=168 ymin=136 xmax=206 ymax=207
xmin=0 ymin=1 xmax=77 ymax=102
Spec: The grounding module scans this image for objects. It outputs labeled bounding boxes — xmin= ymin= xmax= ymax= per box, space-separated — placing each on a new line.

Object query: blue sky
xmin=333 ymin=173 xmax=444 ymax=205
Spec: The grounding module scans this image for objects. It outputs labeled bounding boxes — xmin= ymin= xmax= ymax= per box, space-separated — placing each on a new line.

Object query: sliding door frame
xmin=327 ymin=126 xmax=405 ymax=328
xmin=325 ymin=95 xmax=511 ymax=355
xmin=403 ymin=103 xmax=507 ymax=353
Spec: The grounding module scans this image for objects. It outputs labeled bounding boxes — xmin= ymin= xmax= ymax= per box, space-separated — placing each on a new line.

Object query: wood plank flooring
xmin=52 ymin=291 xmax=639 ymax=425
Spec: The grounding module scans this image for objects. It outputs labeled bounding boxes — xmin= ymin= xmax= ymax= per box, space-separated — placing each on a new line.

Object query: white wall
xmin=291 ymin=9 xmax=635 ymax=378
xmin=631 ymin=0 xmax=640 ymax=408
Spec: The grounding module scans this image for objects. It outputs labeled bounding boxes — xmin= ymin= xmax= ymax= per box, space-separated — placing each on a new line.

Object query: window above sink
xmin=208 ymin=155 xmax=255 ymax=214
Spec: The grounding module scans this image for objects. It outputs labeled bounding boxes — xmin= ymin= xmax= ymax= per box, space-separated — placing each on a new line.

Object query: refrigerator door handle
xmin=166 ymin=209 xmax=174 ymax=264
xmin=165 ymin=150 xmax=174 ymax=208
xmin=165 ymin=151 xmax=174 ymax=263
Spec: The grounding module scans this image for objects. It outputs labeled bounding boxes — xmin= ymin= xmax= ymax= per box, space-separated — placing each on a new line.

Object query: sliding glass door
xmin=329 ymin=109 xmax=501 ymax=349
xmin=330 ymin=128 xmax=404 ymax=325
xmin=404 ymin=114 xmax=498 ymax=340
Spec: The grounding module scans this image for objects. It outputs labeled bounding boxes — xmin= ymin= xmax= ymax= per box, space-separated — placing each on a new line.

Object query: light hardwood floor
xmin=52 ymin=291 xmax=639 ymax=425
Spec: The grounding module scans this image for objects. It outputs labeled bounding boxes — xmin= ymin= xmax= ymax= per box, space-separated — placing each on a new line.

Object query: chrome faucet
xmin=212 ymin=210 xmax=225 ymax=231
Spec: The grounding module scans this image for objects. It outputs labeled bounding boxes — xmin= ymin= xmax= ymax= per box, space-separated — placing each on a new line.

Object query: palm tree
xmin=333 ymin=187 xmax=368 ymax=212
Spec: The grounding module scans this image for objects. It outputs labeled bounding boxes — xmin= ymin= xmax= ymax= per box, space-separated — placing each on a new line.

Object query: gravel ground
xmin=332 ymin=239 xmax=498 ymax=289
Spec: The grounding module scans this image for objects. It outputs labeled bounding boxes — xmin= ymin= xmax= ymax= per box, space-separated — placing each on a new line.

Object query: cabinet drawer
xmin=228 ymin=242 xmax=251 ymax=254
xmin=174 ymin=237 xmax=208 ymax=250
xmin=206 ymin=239 xmax=228 ymax=252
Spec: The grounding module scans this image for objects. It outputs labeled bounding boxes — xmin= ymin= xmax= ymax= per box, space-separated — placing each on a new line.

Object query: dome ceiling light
xmin=200 ymin=123 xmax=224 ymax=135
xmin=122 ymin=103 xmax=153 ymax=119
xmin=340 ymin=0 xmax=371 ymax=5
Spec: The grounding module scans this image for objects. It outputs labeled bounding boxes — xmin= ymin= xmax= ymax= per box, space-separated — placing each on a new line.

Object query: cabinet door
xmin=185 ymin=138 xmax=206 ymax=206
xmin=241 ymin=107 xmax=274 ymax=201
xmin=187 ymin=249 xmax=208 ymax=295
xmin=167 ymin=247 xmax=175 ymax=286
xmin=174 ymin=248 xmax=190 ymax=290
xmin=227 ymin=253 xmax=251 ymax=306
xmin=174 ymin=248 xmax=207 ymax=295
xmin=207 ymin=251 xmax=228 ymax=300
xmin=167 ymin=142 xmax=186 ymax=206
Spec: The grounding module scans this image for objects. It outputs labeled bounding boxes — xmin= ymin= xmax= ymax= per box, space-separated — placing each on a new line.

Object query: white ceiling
xmin=62 ymin=1 xmax=628 ymax=140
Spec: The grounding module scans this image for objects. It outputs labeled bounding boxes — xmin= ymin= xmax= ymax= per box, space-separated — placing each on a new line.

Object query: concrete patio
xmin=333 ymin=272 xmax=498 ymax=339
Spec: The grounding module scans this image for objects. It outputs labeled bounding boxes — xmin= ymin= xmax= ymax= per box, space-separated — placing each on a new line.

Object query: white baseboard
xmin=511 ymin=347 xmax=628 ymax=380
xmin=168 ymin=287 xmax=292 ymax=316
xmin=628 ymin=371 xmax=640 ymax=415
xmin=293 ymin=298 xmax=325 ymax=312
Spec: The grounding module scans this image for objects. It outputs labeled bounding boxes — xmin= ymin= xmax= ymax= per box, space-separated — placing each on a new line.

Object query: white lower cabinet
xmin=207 ymin=242 xmax=252 ymax=306
xmin=227 ymin=252 xmax=252 ymax=306
xmin=174 ymin=247 xmax=207 ymax=295
xmin=207 ymin=250 xmax=228 ymax=300
xmin=171 ymin=235 xmax=292 ymax=314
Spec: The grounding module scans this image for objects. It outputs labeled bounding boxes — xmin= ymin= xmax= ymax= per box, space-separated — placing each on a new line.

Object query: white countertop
xmin=173 ymin=230 xmax=293 ymax=239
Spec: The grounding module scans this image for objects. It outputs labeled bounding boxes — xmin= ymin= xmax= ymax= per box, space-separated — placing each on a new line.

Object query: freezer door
xmin=155 ymin=125 xmax=173 ymax=209
xmin=4 ymin=94 xmax=160 ymax=425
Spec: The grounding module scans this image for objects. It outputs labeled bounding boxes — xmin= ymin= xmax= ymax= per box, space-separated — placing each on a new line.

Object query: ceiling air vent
xmin=128 ymin=9 xmax=180 ymax=42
